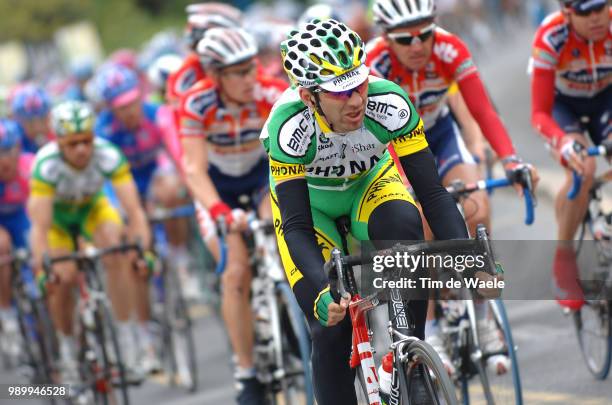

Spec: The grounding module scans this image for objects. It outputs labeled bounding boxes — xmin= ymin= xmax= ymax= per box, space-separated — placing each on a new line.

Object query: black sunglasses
xmin=387 ymin=24 xmax=436 ymax=46
xmin=572 ymin=2 xmax=608 ymax=16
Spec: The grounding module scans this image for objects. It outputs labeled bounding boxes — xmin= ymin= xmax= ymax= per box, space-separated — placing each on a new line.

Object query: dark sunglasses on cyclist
xmin=312 ymin=79 xmax=369 ymax=100
xmin=387 ymin=23 xmax=436 ymax=46
xmin=569 ymin=0 xmax=609 ymax=16
xmin=220 ymin=62 xmax=256 ymax=79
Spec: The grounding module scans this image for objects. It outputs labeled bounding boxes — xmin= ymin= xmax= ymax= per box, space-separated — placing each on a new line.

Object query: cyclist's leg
xmin=548 ymin=98 xmax=598 ymax=309
xmin=150 ymin=159 xmax=192 ymax=281
xmin=435 ymin=115 xmax=488 ymax=236
xmin=0 ymin=224 xmax=17 ymax=352
xmin=551 ymin=97 xmax=596 ymax=240
xmin=0 ymin=225 xmax=13 ymax=311
xmin=85 ymin=197 xmax=133 ymax=323
xmin=46 ymin=225 xmax=78 ymax=336
xmin=205 ymin=163 xmax=266 ymax=383
xmin=350 ymin=155 xmax=428 ymax=339
xmin=271 ymin=189 xmax=356 ymax=405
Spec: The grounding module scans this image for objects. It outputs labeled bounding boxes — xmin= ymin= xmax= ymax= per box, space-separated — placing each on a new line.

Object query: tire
xmin=164 ymin=260 xmax=198 ymax=392
xmin=277 ymin=282 xmax=314 ymax=405
xmin=488 ymin=299 xmax=523 ymax=404
xmin=80 ymin=302 xmax=130 ymax=405
xmin=400 ymin=340 xmax=458 ymax=405
xmin=32 ymin=299 xmax=59 ymax=388
xmin=573 ymin=300 xmax=612 ymax=380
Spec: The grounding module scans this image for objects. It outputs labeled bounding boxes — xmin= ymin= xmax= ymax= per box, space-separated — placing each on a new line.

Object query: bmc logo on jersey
xmin=433 ymin=42 xmax=459 ymax=64
xmin=278 ymin=109 xmax=314 ymax=157
xmin=365 ymin=93 xmax=411 ymax=132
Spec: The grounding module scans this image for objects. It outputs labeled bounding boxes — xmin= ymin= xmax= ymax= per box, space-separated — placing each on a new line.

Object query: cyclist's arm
xmin=181 ymin=136 xmax=224 ymax=209
xmin=398 ymin=149 xmax=469 ymax=239
xmin=447 ymin=85 xmax=486 ymax=159
xmin=27 ymin=194 xmax=53 ymax=270
xmin=531 ymin=67 xmax=565 ymax=145
xmin=457 ymin=74 xmax=515 ymax=159
xmin=113 ymin=179 xmax=151 ymax=250
xmin=275 ymin=175 xmax=328 ymax=292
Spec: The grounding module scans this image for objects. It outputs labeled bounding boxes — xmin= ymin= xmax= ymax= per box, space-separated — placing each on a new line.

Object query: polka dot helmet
xmin=280 ymin=19 xmax=367 ymax=90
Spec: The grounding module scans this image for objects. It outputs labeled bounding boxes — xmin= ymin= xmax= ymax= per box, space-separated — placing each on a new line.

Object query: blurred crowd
xmin=0 ymin=0 xmax=546 ymax=116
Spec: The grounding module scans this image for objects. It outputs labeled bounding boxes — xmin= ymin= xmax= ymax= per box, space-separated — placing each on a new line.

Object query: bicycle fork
xmin=349 ymin=294 xmax=383 ymax=405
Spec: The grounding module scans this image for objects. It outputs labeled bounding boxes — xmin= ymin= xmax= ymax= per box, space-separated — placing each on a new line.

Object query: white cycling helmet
xmin=372 ymin=0 xmax=435 ymax=30
xmin=297 ymin=4 xmax=343 ymax=29
xmin=197 ymin=27 xmax=258 ymax=69
xmin=147 ymin=54 xmax=183 ymax=91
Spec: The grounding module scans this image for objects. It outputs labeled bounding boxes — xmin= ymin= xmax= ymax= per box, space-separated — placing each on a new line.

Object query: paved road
xmin=2 ymin=24 xmax=612 ymax=405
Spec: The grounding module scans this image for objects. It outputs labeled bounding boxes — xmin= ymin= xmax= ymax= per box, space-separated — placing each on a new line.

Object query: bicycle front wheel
xmin=400 ymin=340 xmax=458 ymax=405
xmin=164 ymin=259 xmax=198 ymax=392
xmin=574 ymin=300 xmax=612 ymax=379
xmin=485 ymin=299 xmax=523 ymax=404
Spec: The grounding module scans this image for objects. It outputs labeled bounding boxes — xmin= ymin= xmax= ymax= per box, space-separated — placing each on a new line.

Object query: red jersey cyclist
xmin=166 ymin=2 xmax=243 ymax=106
xmin=367 ymin=0 xmax=540 ymax=375
xmin=178 ymin=27 xmax=287 ymax=404
xmin=530 ymin=0 xmax=611 ymax=310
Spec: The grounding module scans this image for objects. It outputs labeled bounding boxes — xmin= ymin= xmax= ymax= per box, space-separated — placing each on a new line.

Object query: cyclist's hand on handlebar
xmin=503 ymin=158 xmax=539 ymax=197
xmin=133 ymin=250 xmax=156 ymax=278
xmin=35 ymin=269 xmax=54 ymax=296
xmin=210 ymin=202 xmax=247 ymax=233
xmin=559 ymin=136 xmax=587 ymax=175
xmin=314 ymin=285 xmax=351 ymax=327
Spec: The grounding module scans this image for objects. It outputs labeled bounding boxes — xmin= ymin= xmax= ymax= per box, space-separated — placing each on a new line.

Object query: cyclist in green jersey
xmin=261 ymin=19 xmax=469 ymax=405
xmin=28 ymin=101 xmax=153 ymax=383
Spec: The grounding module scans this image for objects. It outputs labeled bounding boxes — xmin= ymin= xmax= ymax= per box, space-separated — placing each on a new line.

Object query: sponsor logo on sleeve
xmin=365 ymin=93 xmax=411 ymax=132
xmin=278 ymin=109 xmax=314 ymax=157
xmin=433 ymin=42 xmax=459 ymax=64
xmin=543 ymin=25 xmax=568 ymax=54
xmin=185 ymin=89 xmax=217 ymax=118
xmin=270 ymin=159 xmax=305 ymax=182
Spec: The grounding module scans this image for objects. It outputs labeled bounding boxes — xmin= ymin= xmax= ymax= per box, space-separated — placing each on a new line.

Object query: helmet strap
xmin=312 ymin=91 xmax=336 ymax=132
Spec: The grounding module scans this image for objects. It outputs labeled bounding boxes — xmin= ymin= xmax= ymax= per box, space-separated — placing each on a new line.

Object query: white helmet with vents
xmin=372 ymin=0 xmax=435 ymax=30
xmin=196 ymin=27 xmax=258 ymax=69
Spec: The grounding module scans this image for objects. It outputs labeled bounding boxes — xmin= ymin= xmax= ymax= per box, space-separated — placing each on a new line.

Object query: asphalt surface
xmin=2 ymin=24 xmax=612 ymax=405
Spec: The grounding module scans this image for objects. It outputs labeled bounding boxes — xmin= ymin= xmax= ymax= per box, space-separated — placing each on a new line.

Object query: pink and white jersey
xmin=0 ymin=153 xmax=34 ymax=215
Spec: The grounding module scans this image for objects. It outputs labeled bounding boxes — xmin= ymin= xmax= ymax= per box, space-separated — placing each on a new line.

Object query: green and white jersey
xmin=31 ymin=138 xmax=131 ymax=206
xmin=261 ymin=76 xmax=428 ymax=191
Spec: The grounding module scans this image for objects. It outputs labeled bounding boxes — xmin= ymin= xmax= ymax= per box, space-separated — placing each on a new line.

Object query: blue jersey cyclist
xmin=10 ymin=83 xmax=55 ymax=153
xmin=93 ymin=64 xmax=177 ymax=198
xmin=0 ymin=119 xmax=34 ymax=361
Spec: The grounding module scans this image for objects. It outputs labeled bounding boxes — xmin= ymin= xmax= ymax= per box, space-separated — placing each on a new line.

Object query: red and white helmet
xmin=197 ymin=27 xmax=258 ymax=69
xmin=372 ymin=0 xmax=435 ymax=30
xmin=185 ymin=3 xmax=243 ymax=50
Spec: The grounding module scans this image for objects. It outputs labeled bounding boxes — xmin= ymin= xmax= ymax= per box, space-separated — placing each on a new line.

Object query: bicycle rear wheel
xmin=574 ymin=300 xmax=612 ymax=379
xmin=163 ymin=259 xmax=198 ymax=392
xmin=400 ymin=340 xmax=458 ymax=405
xmin=15 ymin=295 xmax=58 ymax=390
